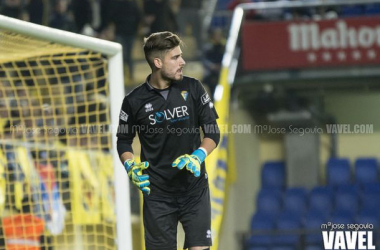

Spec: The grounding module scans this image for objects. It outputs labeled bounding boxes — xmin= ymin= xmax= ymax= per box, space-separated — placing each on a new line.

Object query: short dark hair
xmin=143 ymin=31 xmax=183 ymax=68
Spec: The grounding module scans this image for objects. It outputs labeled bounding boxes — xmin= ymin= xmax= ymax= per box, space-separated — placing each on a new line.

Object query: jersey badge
xmin=119 ymin=110 xmax=129 ymax=122
xmin=181 ymin=91 xmax=188 ymax=101
xmin=145 ymin=103 xmax=154 ymax=112
xmin=201 ymin=92 xmax=211 ymax=105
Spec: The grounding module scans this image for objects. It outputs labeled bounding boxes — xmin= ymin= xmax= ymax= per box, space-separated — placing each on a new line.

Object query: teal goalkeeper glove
xmin=124 ymin=159 xmax=150 ymax=195
xmin=172 ymin=148 xmax=207 ymax=177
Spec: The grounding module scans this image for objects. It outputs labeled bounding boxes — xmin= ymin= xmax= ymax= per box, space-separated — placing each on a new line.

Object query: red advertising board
xmin=242 ymin=17 xmax=380 ymax=70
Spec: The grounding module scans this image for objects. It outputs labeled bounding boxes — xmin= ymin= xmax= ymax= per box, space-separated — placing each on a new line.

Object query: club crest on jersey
xmin=201 ymin=92 xmax=211 ymax=105
xmin=145 ymin=103 xmax=153 ymax=112
xmin=119 ymin=110 xmax=129 ymax=122
xmin=181 ymin=91 xmax=188 ymax=101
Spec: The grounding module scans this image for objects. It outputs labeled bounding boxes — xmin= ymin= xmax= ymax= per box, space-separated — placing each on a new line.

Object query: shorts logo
xmin=206 ymin=230 xmax=211 ymax=238
xmin=201 ymin=92 xmax=211 ymax=105
xmin=181 ymin=91 xmax=188 ymax=101
xmin=145 ymin=103 xmax=153 ymax=112
xmin=119 ymin=110 xmax=129 ymax=122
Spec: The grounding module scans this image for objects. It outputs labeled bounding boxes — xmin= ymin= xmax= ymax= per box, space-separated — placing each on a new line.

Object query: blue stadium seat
xmin=215 ymin=0 xmax=232 ymax=10
xmin=256 ymin=188 xmax=283 ymax=216
xmin=250 ymin=211 xmax=277 ymax=231
xmin=360 ymin=183 xmax=380 ymax=211
xmin=305 ymin=246 xmax=323 ymax=250
xmin=335 ymin=185 xmax=359 ymax=214
xmin=271 ymin=247 xmax=296 ymax=250
xmin=365 ymin=4 xmax=380 ymax=15
xmin=362 ymin=182 xmax=380 ymax=192
xmin=248 ymin=211 xmax=276 ymax=248
xmin=356 ymin=209 xmax=380 ymax=246
xmin=330 ymin=209 xmax=355 ymax=225
xmin=340 ymin=5 xmax=364 ymax=17
xmin=261 ymin=161 xmax=286 ymax=190
xmin=273 ymin=211 xmax=302 ymax=248
xmin=327 ymin=158 xmax=351 ymax=187
xmin=356 ymin=208 xmax=380 ymax=228
xmin=355 ymin=208 xmax=380 ymax=248
xmin=283 ymin=187 xmax=308 ymax=215
xmin=303 ymin=209 xmax=328 ymax=246
xmin=337 ymin=183 xmax=360 ymax=194
xmin=303 ymin=210 xmax=329 ymax=242
xmin=248 ymin=247 xmax=268 ymax=250
xmin=210 ymin=15 xmax=230 ymax=29
xmin=308 ymin=186 xmax=334 ymax=216
xmin=355 ymin=158 xmax=379 ymax=185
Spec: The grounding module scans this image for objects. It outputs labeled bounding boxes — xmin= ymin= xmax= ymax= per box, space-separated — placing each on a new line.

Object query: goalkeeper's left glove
xmin=172 ymin=148 xmax=207 ymax=177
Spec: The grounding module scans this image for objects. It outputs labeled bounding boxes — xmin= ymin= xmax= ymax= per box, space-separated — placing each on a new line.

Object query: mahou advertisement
xmin=242 ymin=17 xmax=380 ymax=70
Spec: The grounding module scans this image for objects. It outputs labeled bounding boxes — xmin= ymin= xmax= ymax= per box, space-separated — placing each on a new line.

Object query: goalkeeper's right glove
xmin=172 ymin=148 xmax=207 ymax=177
xmin=124 ymin=159 xmax=150 ymax=195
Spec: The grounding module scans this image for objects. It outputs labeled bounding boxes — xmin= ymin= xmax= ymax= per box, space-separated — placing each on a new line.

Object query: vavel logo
xmin=148 ymin=106 xmax=189 ymax=125
xmin=288 ymin=21 xmax=380 ymax=51
xmin=321 ymin=222 xmax=376 ymax=250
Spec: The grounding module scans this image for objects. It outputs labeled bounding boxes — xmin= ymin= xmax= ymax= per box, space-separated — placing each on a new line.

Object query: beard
xmin=161 ymin=67 xmax=183 ymax=82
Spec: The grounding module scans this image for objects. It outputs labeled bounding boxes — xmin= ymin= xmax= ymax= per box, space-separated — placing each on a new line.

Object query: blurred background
xmin=1 ymin=0 xmax=380 ymax=250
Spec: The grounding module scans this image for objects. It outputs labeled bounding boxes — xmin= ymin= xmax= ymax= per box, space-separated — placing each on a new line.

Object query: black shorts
xmin=143 ymin=186 xmax=212 ymax=250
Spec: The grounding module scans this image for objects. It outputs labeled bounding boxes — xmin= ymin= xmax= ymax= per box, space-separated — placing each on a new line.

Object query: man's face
xmin=160 ymin=46 xmax=186 ymax=81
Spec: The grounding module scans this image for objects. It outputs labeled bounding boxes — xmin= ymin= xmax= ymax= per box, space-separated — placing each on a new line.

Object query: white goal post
xmin=0 ymin=14 xmax=131 ymax=250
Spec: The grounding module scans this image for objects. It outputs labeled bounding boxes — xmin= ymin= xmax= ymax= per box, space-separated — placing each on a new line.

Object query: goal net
xmin=0 ymin=15 xmax=130 ymax=250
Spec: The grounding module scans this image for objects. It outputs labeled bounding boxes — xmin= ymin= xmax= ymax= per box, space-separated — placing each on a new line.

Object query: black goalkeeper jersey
xmin=117 ymin=75 xmax=219 ymax=195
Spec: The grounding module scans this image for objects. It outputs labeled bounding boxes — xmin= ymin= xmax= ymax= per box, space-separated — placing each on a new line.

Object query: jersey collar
xmin=144 ymin=75 xmax=154 ymax=91
xmin=144 ymin=74 xmax=175 ymax=92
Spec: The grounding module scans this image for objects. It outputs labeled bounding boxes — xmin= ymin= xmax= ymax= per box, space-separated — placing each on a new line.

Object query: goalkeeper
xmin=116 ymin=31 xmax=220 ymax=250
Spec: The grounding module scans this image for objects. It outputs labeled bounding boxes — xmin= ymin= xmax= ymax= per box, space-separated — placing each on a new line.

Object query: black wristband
xmin=117 ymin=138 xmax=133 ymax=157
xmin=201 ymin=121 xmax=220 ymax=146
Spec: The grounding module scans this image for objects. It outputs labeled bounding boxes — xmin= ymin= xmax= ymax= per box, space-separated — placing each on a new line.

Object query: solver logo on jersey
xmin=149 ymin=105 xmax=189 ymax=125
xmin=321 ymin=222 xmax=375 ymax=250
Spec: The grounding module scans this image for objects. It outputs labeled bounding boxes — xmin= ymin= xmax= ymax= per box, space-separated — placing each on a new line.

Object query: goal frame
xmin=0 ymin=15 xmax=131 ymax=250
